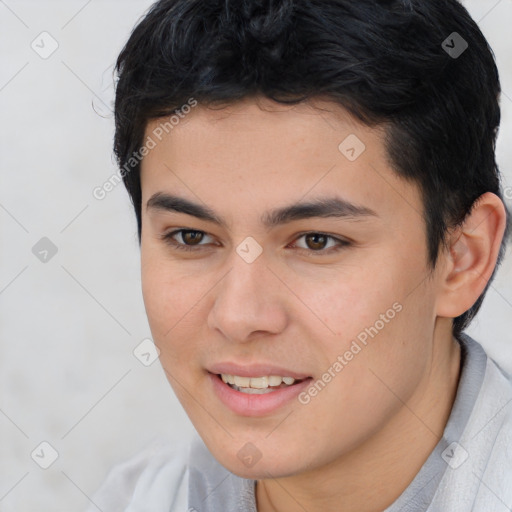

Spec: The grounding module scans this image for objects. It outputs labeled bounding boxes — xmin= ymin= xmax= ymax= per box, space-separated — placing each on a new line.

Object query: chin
xmin=219 ymin=451 xmax=305 ymax=480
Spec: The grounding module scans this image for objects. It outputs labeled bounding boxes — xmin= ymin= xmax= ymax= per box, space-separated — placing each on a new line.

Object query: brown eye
xmin=181 ymin=230 xmax=204 ymax=245
xmin=289 ymin=232 xmax=350 ymax=257
xmin=161 ymin=229 xmax=214 ymax=252
xmin=304 ymin=233 xmax=328 ymax=250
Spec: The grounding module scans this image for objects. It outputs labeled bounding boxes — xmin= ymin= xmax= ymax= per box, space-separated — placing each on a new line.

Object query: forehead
xmin=140 ymin=97 xmax=423 ymax=230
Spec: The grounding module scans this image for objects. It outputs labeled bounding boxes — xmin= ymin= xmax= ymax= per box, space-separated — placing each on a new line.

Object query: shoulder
xmin=462 ymin=335 xmax=512 ymax=452
xmin=433 ymin=336 xmax=512 ymax=510
xmin=465 ymin=352 xmax=512 ymax=506
xmin=458 ymin=334 xmax=512 ymax=410
xmin=86 ymin=435 xmax=190 ymax=512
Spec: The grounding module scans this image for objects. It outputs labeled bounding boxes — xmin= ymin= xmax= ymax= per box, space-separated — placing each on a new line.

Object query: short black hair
xmin=113 ymin=0 xmax=510 ymax=338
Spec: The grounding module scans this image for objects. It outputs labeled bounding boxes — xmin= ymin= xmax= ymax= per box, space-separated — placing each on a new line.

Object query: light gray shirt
xmin=87 ymin=334 xmax=512 ymax=511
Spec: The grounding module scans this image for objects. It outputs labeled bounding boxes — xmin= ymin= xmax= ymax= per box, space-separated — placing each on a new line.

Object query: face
xmin=139 ymin=97 xmax=444 ymax=479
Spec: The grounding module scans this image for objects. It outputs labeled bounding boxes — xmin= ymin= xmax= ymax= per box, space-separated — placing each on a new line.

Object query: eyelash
xmin=160 ymin=229 xmax=351 ymax=257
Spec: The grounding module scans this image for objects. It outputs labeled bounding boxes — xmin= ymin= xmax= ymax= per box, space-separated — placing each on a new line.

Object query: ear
xmin=436 ymin=192 xmax=507 ymax=318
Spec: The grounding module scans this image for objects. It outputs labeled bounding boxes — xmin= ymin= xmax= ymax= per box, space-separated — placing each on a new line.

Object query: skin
xmin=139 ymin=96 xmax=507 ymax=512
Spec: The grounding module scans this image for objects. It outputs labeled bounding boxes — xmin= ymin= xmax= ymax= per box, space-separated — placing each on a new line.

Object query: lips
xmin=208 ymin=371 xmax=313 ymax=416
xmin=207 ymin=362 xmax=311 ymax=380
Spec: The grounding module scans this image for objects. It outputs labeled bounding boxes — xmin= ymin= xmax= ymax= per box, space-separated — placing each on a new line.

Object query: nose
xmin=207 ymin=254 xmax=289 ymax=343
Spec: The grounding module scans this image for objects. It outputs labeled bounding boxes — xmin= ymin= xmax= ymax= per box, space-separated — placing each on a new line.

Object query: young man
xmin=89 ymin=0 xmax=512 ymax=510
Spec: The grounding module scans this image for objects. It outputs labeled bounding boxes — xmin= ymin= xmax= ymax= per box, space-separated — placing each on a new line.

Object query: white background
xmin=0 ymin=1 xmax=511 ymax=510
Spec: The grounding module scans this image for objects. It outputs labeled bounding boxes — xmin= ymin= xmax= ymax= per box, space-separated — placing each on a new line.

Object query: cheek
xmin=140 ymin=256 xmax=214 ymax=408
xmin=296 ymin=263 xmax=401 ymax=342
xmin=302 ymin=257 xmax=434 ymax=399
xmin=140 ymin=251 xmax=207 ymax=358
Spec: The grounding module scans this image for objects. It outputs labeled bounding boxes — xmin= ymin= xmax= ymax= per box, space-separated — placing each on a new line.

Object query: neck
xmin=256 ymin=324 xmax=462 ymax=512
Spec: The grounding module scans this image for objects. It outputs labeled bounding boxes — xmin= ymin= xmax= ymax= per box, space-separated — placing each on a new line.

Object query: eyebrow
xmin=146 ymin=192 xmax=378 ymax=229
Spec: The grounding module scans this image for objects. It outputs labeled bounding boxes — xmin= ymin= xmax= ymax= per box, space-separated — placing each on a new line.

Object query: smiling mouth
xmin=215 ymin=373 xmax=310 ymax=394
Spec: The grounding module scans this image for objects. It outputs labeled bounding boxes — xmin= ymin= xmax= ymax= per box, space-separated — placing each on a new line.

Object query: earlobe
xmin=436 ymin=192 xmax=507 ymax=318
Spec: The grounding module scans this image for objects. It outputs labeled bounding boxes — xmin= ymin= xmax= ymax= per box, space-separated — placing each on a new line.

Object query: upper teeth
xmin=220 ymin=374 xmax=297 ymax=388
